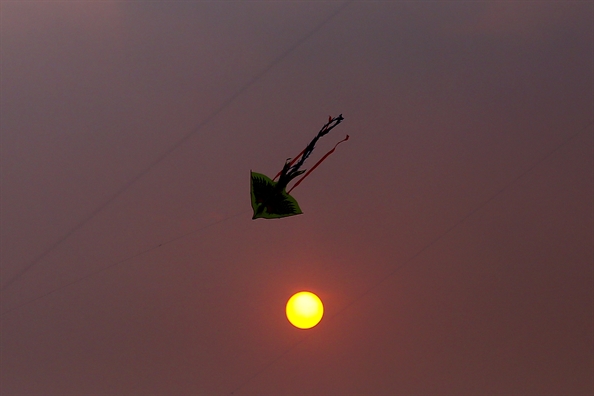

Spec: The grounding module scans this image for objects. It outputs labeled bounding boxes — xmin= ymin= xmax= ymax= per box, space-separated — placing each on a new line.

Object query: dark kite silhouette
xmin=250 ymin=114 xmax=348 ymax=219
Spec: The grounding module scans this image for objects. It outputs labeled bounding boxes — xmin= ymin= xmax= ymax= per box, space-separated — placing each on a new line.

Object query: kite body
xmin=250 ymin=114 xmax=347 ymax=220
xmin=250 ymin=172 xmax=302 ymax=219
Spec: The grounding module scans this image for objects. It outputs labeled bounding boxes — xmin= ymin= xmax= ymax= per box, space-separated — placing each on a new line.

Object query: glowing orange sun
xmin=286 ymin=291 xmax=324 ymax=329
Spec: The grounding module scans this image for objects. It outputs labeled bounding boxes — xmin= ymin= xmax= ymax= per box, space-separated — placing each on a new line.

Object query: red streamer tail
xmin=288 ymin=135 xmax=349 ymax=193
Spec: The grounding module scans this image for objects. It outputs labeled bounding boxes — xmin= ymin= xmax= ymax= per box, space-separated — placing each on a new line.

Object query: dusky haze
xmin=1 ymin=1 xmax=592 ymax=394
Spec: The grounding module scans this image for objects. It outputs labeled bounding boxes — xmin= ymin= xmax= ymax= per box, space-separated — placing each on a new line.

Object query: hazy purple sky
xmin=1 ymin=1 xmax=592 ymax=394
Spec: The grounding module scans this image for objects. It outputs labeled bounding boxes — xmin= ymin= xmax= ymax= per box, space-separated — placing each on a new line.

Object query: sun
xmin=286 ymin=291 xmax=324 ymax=329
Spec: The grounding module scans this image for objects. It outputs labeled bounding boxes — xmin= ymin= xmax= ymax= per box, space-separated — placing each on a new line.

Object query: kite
xmin=251 ymin=114 xmax=348 ymax=219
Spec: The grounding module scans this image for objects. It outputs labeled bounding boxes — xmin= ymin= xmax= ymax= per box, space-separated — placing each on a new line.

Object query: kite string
xmin=288 ymin=134 xmax=349 ymax=193
xmin=0 ymin=1 xmax=352 ymax=293
xmin=0 ymin=210 xmax=249 ymax=317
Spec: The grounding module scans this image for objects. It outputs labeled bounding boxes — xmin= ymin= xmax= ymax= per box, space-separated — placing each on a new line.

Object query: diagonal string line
xmin=228 ymin=120 xmax=593 ymax=394
xmin=335 ymin=120 xmax=594 ymax=315
xmin=0 ymin=1 xmax=353 ymax=292
xmin=0 ymin=210 xmax=249 ymax=317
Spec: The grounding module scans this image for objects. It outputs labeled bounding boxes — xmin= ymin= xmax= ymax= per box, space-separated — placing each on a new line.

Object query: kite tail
xmin=288 ymin=135 xmax=349 ymax=193
xmin=273 ymin=114 xmax=344 ymax=181
xmin=273 ymin=147 xmax=307 ymax=181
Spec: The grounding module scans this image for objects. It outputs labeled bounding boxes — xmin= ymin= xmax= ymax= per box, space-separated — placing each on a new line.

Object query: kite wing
xmin=250 ymin=172 xmax=303 ymax=219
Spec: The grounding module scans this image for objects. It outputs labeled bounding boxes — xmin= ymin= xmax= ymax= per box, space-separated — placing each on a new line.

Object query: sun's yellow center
xmin=286 ymin=291 xmax=324 ymax=329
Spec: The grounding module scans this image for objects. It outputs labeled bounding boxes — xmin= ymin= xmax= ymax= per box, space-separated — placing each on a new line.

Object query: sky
xmin=1 ymin=1 xmax=592 ymax=394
